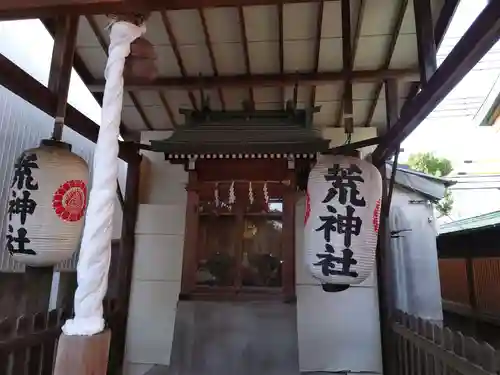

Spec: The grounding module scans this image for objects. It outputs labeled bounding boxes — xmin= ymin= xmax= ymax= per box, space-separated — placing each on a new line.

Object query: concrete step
xmin=144 ymin=365 xmax=170 ymax=375
xmin=168 ymin=301 xmax=300 ymax=375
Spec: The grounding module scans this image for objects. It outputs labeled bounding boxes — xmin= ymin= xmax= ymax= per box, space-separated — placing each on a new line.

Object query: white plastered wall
xmin=296 ymin=127 xmax=383 ymax=375
xmin=123 ymin=131 xmax=188 ymax=375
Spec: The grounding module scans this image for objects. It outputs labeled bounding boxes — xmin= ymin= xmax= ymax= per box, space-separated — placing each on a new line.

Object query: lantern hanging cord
xmin=62 ymin=21 xmax=146 ymax=336
xmin=344 ymin=132 xmax=352 ymax=145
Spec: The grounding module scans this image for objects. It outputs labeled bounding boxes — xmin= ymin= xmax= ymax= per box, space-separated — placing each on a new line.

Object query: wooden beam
xmin=434 ymin=0 xmax=460 ymax=50
xmin=384 ymin=79 xmax=399 ymax=132
xmin=414 ymin=0 xmax=437 ymax=85
xmin=89 ymin=68 xmax=419 ymax=91
xmin=390 ymin=0 xmax=460 ymax=132
xmin=238 ymin=6 xmax=254 ymax=106
xmin=372 ymin=1 xmax=500 ymax=164
xmin=199 ymin=8 xmax=225 ymax=110
xmin=341 ymin=0 xmax=353 ymax=133
xmin=309 ymin=0 xmax=324 ymax=109
xmin=335 ymin=0 xmax=365 ymax=128
xmin=0 ymin=52 xmax=132 ymax=161
xmin=160 ymin=10 xmax=198 ymax=109
xmin=158 ymin=91 xmax=178 ymax=129
xmin=384 ymin=79 xmax=398 ymax=209
xmin=0 ymin=0 xmax=319 ymax=21
xmin=278 ymin=3 xmax=284 ymax=107
xmin=364 ymin=0 xmax=409 ymax=127
xmin=47 ymin=15 xmax=79 ymax=140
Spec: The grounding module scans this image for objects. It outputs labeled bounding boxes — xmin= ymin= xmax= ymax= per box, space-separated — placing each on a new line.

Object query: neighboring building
xmin=387 ymin=164 xmax=451 ymax=324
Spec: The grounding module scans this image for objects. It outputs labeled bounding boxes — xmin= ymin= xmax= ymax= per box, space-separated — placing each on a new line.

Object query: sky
xmin=400 ymin=0 xmax=500 ymax=168
xmin=0 ymin=1 xmax=499 ymax=170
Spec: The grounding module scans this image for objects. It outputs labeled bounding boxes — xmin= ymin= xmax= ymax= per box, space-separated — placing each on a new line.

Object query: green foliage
xmin=407 ymin=152 xmax=453 ymax=177
xmin=407 ymin=152 xmax=453 ymax=217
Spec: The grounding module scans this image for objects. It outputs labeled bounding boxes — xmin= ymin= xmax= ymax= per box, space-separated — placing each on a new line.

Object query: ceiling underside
xmin=72 ymin=0 xmax=446 ymax=133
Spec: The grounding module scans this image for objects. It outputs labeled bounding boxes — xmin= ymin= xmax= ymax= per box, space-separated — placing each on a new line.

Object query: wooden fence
xmin=392 ymin=310 xmax=500 ymax=375
xmin=0 ymin=300 xmax=119 ymax=375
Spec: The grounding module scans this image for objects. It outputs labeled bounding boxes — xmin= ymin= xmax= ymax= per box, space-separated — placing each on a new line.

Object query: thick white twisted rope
xmin=62 ymin=21 xmax=145 ymax=336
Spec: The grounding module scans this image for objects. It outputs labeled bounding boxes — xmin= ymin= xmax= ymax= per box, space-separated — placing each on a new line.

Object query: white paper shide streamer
xmin=62 ymin=21 xmax=145 ymax=336
xmin=304 ymin=154 xmax=382 ymax=285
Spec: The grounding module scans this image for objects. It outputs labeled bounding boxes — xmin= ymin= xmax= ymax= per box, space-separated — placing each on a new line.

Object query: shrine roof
xmin=149 ymin=109 xmax=329 ymax=156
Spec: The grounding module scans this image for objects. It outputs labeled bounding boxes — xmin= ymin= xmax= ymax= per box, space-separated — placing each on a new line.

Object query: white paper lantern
xmin=5 ymin=141 xmax=89 ymax=266
xmin=304 ymin=154 xmax=382 ymax=287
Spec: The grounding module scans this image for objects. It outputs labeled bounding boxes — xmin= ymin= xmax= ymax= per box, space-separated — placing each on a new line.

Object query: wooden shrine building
xmin=0 ymin=0 xmax=499 ymax=375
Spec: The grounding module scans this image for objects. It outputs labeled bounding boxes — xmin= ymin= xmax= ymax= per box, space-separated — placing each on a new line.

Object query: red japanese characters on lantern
xmin=304 ymin=154 xmax=382 ymax=287
xmin=5 ymin=141 xmax=89 ymax=267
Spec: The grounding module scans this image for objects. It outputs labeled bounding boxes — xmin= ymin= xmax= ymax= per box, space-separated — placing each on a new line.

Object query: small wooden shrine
xmin=149 ymin=100 xmax=329 ymax=161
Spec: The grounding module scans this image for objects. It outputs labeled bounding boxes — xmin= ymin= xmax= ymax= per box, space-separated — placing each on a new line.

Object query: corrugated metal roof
xmin=439 ymin=210 xmax=500 ymax=235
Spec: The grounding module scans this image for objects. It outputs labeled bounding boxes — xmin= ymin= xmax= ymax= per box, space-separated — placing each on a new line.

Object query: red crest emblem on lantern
xmin=52 ymin=180 xmax=87 ymax=222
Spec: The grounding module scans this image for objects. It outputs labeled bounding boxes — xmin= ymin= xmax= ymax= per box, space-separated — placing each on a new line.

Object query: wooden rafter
xmin=414 ymin=0 xmax=437 ymax=85
xmin=278 ymin=3 xmax=284 ymax=107
xmin=88 ymin=68 xmax=418 ymax=91
xmin=0 ymin=0 xmax=320 ymax=21
xmin=237 ymin=6 xmax=254 ymax=105
xmin=372 ymin=1 xmax=500 ymax=164
xmin=340 ymin=0 xmax=353 ymax=133
xmin=335 ymin=0 xmax=365 ymax=127
xmin=309 ymin=0 xmax=324 ymax=109
xmin=396 ymin=0 xmax=460 ymax=131
xmin=0 ymin=52 xmax=131 ymax=161
xmin=47 ymin=15 xmax=79 ymax=140
xmin=86 ymin=15 xmax=153 ymax=130
xmin=363 ymin=0 xmax=409 ymax=127
xmin=384 ymin=79 xmax=398 ymax=132
xmin=129 ymin=91 xmax=154 ymax=130
xmin=158 ymin=91 xmax=178 ymax=129
xmin=198 ymin=8 xmax=225 ymax=110
xmin=160 ymin=10 xmax=198 ymax=110
xmin=434 ymin=0 xmax=460 ymax=50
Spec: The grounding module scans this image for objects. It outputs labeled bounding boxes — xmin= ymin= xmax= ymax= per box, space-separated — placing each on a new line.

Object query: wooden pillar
xmin=413 ymin=0 xmax=437 ymax=86
xmin=113 ymin=146 xmax=142 ymax=373
xmin=180 ymin=170 xmax=200 ymax=296
xmin=283 ymin=167 xmax=296 ymax=302
xmin=465 ymin=256 xmax=478 ymax=335
xmin=47 ymin=15 xmax=79 ymax=140
xmin=376 ymin=165 xmax=396 ymax=375
xmin=54 ymin=330 xmax=112 ymax=375
xmin=376 ymin=79 xmax=400 ymax=375
xmin=341 ymin=0 xmax=354 ymax=134
xmin=22 ymin=267 xmax=54 ymax=314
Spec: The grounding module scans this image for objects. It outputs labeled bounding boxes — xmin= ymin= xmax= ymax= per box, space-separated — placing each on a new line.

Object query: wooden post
xmin=413 ymin=0 xmax=437 ymax=86
xmin=376 ymin=164 xmax=396 ymax=375
xmin=341 ymin=0 xmax=354 ymax=134
xmin=283 ymin=167 xmax=296 ymax=302
xmin=22 ymin=266 xmax=53 ymax=314
xmin=113 ymin=146 xmax=142 ymax=373
xmin=465 ymin=256 xmax=478 ymax=335
xmin=47 ymin=15 xmax=79 ymax=141
xmin=180 ymin=170 xmax=200 ymax=296
xmin=53 ymin=330 xmax=112 ymax=375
